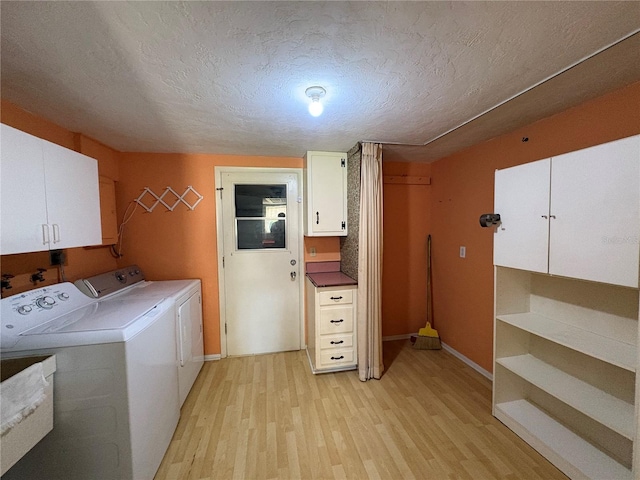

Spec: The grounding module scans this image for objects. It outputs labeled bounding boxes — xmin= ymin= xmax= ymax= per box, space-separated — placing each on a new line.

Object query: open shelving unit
xmin=493 ymin=267 xmax=639 ymax=480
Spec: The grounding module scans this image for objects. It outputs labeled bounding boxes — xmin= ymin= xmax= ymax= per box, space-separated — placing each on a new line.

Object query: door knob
xmin=290 ymin=271 xmax=297 ymax=280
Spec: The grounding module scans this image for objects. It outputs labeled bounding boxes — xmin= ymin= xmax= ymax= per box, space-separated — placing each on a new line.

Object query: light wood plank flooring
xmin=155 ymin=340 xmax=566 ymax=479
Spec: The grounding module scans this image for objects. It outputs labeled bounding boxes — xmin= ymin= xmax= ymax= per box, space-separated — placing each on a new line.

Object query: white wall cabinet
xmin=494 ymin=135 xmax=639 ymax=288
xmin=303 ymin=151 xmax=348 ymax=236
xmin=1 ymin=124 xmax=102 ymax=255
xmin=492 ymin=135 xmax=640 ymax=480
xmin=306 ymin=278 xmax=357 ymax=373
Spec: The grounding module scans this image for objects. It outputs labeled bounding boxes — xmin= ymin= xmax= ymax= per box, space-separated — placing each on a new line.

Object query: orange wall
xmin=382 ymin=162 xmax=432 ymax=337
xmin=116 ymin=153 xmax=302 ymax=356
xmin=303 ymin=236 xmax=340 ymax=263
xmin=429 ymin=80 xmax=640 ymax=373
xmin=0 ymin=100 xmax=119 ymax=294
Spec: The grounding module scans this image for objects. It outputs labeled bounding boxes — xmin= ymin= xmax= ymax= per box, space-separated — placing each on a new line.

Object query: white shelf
xmin=497 ymin=354 xmax=635 ymax=440
xmin=495 ymin=400 xmax=632 ymax=480
xmin=496 ymin=313 xmax=636 ymax=372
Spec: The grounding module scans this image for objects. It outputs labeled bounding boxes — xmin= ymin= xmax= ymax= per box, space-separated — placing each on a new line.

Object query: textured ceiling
xmin=1 ymin=1 xmax=639 ymax=162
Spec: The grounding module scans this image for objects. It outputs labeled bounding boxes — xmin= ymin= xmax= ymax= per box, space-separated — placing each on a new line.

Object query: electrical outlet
xmin=50 ymin=249 xmax=65 ymax=266
xmin=459 ymin=246 xmax=466 ymax=258
xmin=310 ymin=247 xmax=317 ymax=257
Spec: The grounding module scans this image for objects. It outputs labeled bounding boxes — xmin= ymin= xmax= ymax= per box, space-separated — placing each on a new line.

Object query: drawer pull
xmin=330 ymin=296 xmax=343 ymax=301
xmin=330 ymin=319 xmax=344 ymax=324
xmin=331 ymin=356 xmax=344 ymax=361
xmin=330 ymin=340 xmax=344 ymax=345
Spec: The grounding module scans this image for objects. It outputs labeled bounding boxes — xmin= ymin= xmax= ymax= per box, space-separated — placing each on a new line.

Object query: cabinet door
xmin=494 ymin=158 xmax=551 ymax=273
xmin=549 ymin=135 xmax=640 ymax=288
xmin=43 ymin=140 xmax=102 ymax=249
xmin=0 ymin=124 xmax=49 ymax=254
xmin=305 ymin=152 xmax=347 ymax=236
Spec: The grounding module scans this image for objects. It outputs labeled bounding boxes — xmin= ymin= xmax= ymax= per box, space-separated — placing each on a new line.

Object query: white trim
xmin=441 ymin=341 xmax=493 ymax=381
xmin=204 ymin=354 xmax=221 ymax=362
xmin=214 ymin=166 xmax=304 ymax=359
xmin=382 ymin=334 xmax=413 ymax=341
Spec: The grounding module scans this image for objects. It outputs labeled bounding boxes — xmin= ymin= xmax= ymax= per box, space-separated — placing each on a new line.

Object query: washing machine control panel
xmin=1 ymin=283 xmax=96 ymax=347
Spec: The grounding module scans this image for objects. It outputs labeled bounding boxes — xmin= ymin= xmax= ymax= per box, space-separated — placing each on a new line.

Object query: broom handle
xmin=427 ymin=235 xmax=434 ymax=327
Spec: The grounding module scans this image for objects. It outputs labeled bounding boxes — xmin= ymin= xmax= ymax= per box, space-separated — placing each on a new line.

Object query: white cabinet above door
xmin=0 ymin=124 xmax=102 ymax=255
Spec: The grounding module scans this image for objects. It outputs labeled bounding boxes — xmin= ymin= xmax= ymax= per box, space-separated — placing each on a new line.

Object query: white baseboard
xmin=441 ymin=342 xmax=493 ymax=381
xmin=204 ymin=354 xmax=221 ymax=362
xmin=382 ymin=334 xmax=413 ymax=341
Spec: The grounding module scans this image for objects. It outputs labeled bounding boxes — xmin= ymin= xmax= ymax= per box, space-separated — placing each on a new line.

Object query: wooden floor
xmin=155 ymin=340 xmax=566 ymax=480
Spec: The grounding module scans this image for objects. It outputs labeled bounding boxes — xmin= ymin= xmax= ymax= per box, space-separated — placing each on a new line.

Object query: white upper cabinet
xmin=494 ymin=135 xmax=640 ymax=288
xmin=303 ymin=151 xmax=348 ymax=236
xmin=494 ymin=158 xmax=551 ymax=273
xmin=549 ymin=137 xmax=639 ymax=287
xmin=1 ymin=123 xmax=49 ymax=253
xmin=1 ymin=124 xmax=102 ymax=255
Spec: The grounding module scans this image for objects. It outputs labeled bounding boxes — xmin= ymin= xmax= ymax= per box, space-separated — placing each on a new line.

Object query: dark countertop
xmin=306 ymin=271 xmax=357 ymax=288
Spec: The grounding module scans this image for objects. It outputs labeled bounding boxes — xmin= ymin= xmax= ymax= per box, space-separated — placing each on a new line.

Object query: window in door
xmin=235 ymin=184 xmax=287 ymax=250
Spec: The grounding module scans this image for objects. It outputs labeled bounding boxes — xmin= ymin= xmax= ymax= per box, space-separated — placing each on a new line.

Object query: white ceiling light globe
xmin=308 ymin=100 xmax=323 ymax=117
xmin=305 ymin=86 xmax=326 ymax=117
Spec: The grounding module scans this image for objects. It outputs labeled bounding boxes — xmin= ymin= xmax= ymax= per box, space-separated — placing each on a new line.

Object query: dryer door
xmin=177 ymin=291 xmax=204 ymax=405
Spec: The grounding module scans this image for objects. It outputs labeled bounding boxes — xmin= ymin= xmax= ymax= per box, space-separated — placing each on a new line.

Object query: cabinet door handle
xmin=42 ymin=224 xmax=50 ymax=246
xmin=331 ymin=356 xmax=344 ymax=361
xmin=330 ymin=319 xmax=344 ymax=324
xmin=330 ymin=340 xmax=344 ymax=345
xmin=52 ymin=224 xmax=61 ymax=244
xmin=330 ymin=296 xmax=343 ymax=301
xmin=316 ymin=211 xmax=319 ymax=225
xmin=541 ymin=215 xmax=548 ymax=219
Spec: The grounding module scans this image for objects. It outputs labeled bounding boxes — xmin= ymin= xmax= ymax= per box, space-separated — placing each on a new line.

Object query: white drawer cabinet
xmin=303 ymin=151 xmax=348 ymax=236
xmin=1 ymin=124 xmax=102 ymax=254
xmin=306 ymin=278 xmax=357 ymax=373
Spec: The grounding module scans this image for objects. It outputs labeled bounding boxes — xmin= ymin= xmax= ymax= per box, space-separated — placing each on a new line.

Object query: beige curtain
xmin=357 ymin=143 xmax=384 ymax=381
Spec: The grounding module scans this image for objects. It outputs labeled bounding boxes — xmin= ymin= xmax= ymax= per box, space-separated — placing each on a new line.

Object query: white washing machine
xmin=75 ymin=266 xmax=204 ymax=407
xmin=1 ymin=281 xmax=179 ymax=480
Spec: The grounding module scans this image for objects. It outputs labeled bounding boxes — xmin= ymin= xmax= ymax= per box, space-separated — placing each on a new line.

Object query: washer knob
xmin=36 ymin=296 xmax=56 ymax=309
xmin=116 ymin=273 xmax=127 ymax=283
xmin=17 ymin=305 xmax=33 ymax=315
xmin=58 ymin=292 xmax=70 ymax=301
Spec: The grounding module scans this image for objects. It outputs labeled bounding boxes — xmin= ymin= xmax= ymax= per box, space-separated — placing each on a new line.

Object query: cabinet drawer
xmin=319 ymin=334 xmax=353 ymax=350
xmin=319 ymin=307 xmax=353 ymax=334
xmin=319 ymin=349 xmax=355 ymax=367
xmin=319 ymin=289 xmax=353 ymax=306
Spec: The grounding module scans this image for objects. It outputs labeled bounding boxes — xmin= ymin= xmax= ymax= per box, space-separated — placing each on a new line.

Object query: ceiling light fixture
xmin=305 ymin=86 xmax=326 ymax=117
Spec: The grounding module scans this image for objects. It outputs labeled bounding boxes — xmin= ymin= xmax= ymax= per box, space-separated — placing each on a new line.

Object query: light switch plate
xmin=460 ymin=246 xmax=466 ymax=258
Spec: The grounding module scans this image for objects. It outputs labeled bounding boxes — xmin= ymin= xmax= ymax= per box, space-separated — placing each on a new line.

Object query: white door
xmin=0 ymin=124 xmax=49 ymax=254
xmin=549 ymin=135 xmax=640 ymax=288
xmin=220 ymin=170 xmax=302 ymax=356
xmin=177 ymin=290 xmax=204 ymax=406
xmin=43 ymin=140 xmax=102 ymax=249
xmin=494 ymin=158 xmax=551 ymax=273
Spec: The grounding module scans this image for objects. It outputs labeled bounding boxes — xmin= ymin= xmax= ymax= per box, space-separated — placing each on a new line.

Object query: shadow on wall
xmin=381 ymin=161 xmax=432 ymax=338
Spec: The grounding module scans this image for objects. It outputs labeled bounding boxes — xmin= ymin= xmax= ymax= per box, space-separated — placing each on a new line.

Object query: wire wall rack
xmin=134 ymin=186 xmax=204 ymax=212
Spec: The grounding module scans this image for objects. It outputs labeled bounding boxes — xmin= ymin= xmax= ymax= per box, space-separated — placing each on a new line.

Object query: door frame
xmin=214 ymin=166 xmax=305 ymax=358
